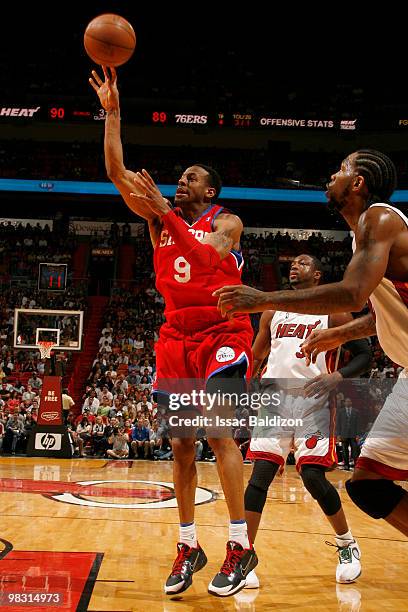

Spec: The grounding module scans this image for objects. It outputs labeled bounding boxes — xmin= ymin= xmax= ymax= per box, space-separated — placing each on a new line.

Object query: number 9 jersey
xmin=153 ymin=204 xmax=253 ymax=387
xmin=154 ymin=204 xmax=245 ymax=314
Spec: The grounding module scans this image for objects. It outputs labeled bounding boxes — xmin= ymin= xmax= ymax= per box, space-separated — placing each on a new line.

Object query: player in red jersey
xmin=90 ymin=67 xmax=257 ymax=597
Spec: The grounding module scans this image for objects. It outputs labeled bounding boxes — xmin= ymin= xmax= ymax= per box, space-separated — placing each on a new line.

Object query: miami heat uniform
xmin=247 ymin=311 xmax=337 ymax=469
xmin=153 ymin=204 xmax=253 ymax=399
xmin=354 ymin=204 xmax=408 ymax=479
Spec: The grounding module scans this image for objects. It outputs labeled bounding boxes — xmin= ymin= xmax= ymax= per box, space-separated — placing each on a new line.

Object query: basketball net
xmin=38 ymin=341 xmax=56 ymax=360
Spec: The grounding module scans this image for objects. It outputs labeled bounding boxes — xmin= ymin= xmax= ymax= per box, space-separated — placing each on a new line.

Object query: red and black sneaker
xmin=164 ymin=542 xmax=207 ymax=595
xmin=208 ymin=540 xmax=258 ymax=597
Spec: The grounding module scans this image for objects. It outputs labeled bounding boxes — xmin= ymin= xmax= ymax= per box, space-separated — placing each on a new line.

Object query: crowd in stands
xmin=66 ymin=288 xmax=168 ymax=459
xmin=0 ymin=275 xmax=86 ymax=455
xmin=2 ymin=141 xmax=408 ymax=190
xmin=0 ymin=223 xmax=402 ymax=460
xmin=0 ymin=221 xmax=77 ymax=287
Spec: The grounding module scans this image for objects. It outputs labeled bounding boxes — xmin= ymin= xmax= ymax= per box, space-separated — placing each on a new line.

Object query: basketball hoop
xmin=38 ymin=341 xmax=56 ymax=360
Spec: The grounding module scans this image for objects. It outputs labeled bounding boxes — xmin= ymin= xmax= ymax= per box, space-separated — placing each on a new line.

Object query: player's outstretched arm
xmin=89 ymin=67 xmax=160 ymax=225
xmin=214 ymin=207 xmax=402 ymax=317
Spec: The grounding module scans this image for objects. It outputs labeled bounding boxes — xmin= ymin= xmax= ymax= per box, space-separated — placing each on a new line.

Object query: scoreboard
xmin=0 ymin=104 xmax=359 ymax=130
xmin=3 ymin=103 xmax=406 ymax=132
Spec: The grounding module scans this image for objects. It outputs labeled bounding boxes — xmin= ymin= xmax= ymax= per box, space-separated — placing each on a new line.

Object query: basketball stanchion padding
xmin=26 ymin=342 xmax=73 ymax=458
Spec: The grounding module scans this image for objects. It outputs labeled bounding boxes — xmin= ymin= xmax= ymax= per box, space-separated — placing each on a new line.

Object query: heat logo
xmin=305 ymin=430 xmax=324 ymax=449
xmin=340 ymin=119 xmax=357 ymax=131
xmin=0 ymin=106 xmax=40 ymax=117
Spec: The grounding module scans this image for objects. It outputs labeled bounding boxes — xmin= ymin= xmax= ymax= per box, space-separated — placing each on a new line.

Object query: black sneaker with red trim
xmin=164 ymin=542 xmax=207 ymax=595
xmin=208 ymin=540 xmax=258 ymax=597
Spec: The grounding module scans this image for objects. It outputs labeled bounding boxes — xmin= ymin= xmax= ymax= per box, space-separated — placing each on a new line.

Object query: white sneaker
xmin=244 ymin=569 xmax=260 ymax=589
xmin=332 ymin=540 xmax=361 ymax=583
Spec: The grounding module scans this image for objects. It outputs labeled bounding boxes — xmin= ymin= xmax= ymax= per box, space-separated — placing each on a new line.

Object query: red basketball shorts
xmin=154 ymin=307 xmax=253 ymax=393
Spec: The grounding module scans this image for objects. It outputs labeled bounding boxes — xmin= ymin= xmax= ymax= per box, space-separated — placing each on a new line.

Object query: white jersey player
xmin=243 ymin=254 xmax=371 ymax=588
xmin=215 ymin=150 xmax=408 ymax=544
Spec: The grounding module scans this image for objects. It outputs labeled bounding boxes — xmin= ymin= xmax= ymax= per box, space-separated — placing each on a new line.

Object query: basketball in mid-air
xmin=84 ymin=14 xmax=136 ymax=67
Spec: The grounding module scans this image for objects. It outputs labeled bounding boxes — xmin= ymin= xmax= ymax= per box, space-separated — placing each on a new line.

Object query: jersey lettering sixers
xmin=154 ymin=204 xmax=245 ymax=315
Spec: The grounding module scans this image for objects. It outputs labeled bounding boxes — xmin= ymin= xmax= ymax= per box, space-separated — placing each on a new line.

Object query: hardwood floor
xmin=0 ymin=457 xmax=407 ymax=611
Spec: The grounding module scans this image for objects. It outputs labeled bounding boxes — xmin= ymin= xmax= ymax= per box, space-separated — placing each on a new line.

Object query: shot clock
xmin=38 ymin=263 xmax=67 ymax=292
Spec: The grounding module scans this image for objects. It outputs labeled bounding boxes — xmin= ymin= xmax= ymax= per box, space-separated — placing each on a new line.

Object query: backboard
xmin=14 ymin=309 xmax=83 ymax=351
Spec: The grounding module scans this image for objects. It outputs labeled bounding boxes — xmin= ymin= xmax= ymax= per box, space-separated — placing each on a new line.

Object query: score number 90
xmin=49 ymin=107 xmax=65 ymax=120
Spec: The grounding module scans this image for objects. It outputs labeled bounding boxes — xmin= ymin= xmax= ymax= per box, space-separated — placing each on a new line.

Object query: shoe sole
xmin=208 ymin=578 xmax=247 ymax=597
xmin=337 ymin=570 xmax=362 ymax=584
xmin=244 ymin=579 xmax=260 ymax=589
xmin=164 ymin=554 xmax=208 ymax=595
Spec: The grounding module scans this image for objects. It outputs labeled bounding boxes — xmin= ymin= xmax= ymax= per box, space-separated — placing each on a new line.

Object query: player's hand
xmin=303 ymin=371 xmax=342 ymax=399
xmin=88 ymin=66 xmax=119 ymax=112
xmin=212 ymin=285 xmax=267 ymax=318
xmin=300 ymin=328 xmax=344 ymax=366
xmin=130 ymin=169 xmax=172 ymax=216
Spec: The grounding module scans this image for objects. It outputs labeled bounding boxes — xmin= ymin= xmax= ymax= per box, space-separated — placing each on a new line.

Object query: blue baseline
xmin=0 ymin=179 xmax=408 ymax=203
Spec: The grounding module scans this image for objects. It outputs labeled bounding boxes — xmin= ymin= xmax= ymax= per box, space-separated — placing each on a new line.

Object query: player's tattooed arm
xmin=202 ymin=214 xmax=243 ymax=259
xmin=214 ymin=207 xmax=402 ymax=316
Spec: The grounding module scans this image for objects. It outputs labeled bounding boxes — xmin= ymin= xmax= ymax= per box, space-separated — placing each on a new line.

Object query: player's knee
xmin=249 ymin=459 xmax=279 ymax=490
xmin=301 ymin=465 xmax=341 ymax=516
xmin=172 ymin=438 xmax=195 ymax=461
xmin=346 ymin=478 xmax=405 ymax=519
xmin=245 ymin=483 xmax=267 ymax=513
xmin=244 ymin=459 xmax=279 ymax=513
xmin=208 ymin=437 xmax=235 ymax=455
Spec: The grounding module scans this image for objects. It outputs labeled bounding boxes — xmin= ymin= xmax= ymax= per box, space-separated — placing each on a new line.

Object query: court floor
xmin=0 ymin=457 xmax=407 ymax=611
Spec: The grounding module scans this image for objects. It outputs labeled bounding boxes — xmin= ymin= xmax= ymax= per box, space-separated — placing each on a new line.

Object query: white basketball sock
xmin=229 ymin=520 xmax=250 ymax=548
xmin=179 ymin=522 xmax=197 ymax=548
xmin=335 ymin=529 xmax=354 ymax=547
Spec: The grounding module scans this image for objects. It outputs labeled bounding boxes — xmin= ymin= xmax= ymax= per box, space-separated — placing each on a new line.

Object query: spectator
xmin=107 ymin=426 xmax=129 ymax=459
xmin=131 ymin=418 xmax=150 ymax=458
xmin=28 ymin=372 xmax=42 ymax=389
xmin=136 ymin=395 xmax=152 ymax=414
xmin=97 ymin=397 xmax=112 ymax=418
xmin=82 ymin=390 xmax=100 ymax=415
xmin=76 ymin=417 xmax=92 ymax=451
xmin=92 ymin=415 xmax=106 ymax=456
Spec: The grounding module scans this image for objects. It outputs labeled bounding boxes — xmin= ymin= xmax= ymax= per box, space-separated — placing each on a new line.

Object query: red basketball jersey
xmin=154 ymin=204 xmax=245 ymax=314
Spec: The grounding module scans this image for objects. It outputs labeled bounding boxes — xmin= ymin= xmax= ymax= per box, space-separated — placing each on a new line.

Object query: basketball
xmin=84 ymin=14 xmax=136 ymax=67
